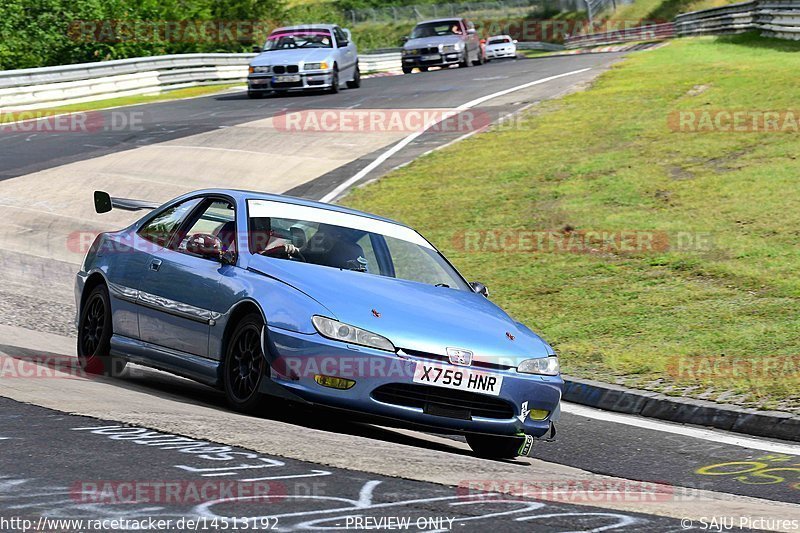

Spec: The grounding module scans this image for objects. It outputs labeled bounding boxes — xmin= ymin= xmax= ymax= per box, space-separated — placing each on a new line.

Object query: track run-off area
xmin=1 ymin=53 xmax=799 ymax=532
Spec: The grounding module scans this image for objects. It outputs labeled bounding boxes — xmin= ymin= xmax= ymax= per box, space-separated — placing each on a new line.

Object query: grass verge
xmin=0 ymin=84 xmax=243 ymax=123
xmin=342 ymin=33 xmax=800 ymax=412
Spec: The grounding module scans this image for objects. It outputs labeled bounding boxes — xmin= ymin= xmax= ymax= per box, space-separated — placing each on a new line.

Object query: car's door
xmin=136 ymin=197 xmax=240 ymax=357
xmin=463 ymin=19 xmax=478 ymax=59
xmin=334 ymin=26 xmax=357 ymax=79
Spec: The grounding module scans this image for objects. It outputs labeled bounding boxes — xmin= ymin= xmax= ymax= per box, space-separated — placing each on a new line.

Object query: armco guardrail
xmin=564 ymin=22 xmax=675 ymax=48
xmin=674 ymin=1 xmax=758 ymax=36
xmin=675 ymin=0 xmax=800 ymax=39
xmin=567 ymin=0 xmax=800 ymax=48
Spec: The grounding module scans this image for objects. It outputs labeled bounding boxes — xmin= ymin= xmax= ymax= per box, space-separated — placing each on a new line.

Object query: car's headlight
xmin=403 ymin=49 xmax=418 ymax=55
xmin=304 ymin=62 xmax=329 ymax=70
xmin=517 ymin=356 xmax=560 ymax=376
xmin=312 ymin=316 xmax=395 ymax=352
xmin=440 ymin=43 xmax=462 ymax=53
xmin=251 ymin=65 xmax=270 ymax=73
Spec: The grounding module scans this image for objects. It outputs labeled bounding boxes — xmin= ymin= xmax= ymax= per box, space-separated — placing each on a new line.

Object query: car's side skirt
xmin=110 ymin=334 xmax=220 ymax=387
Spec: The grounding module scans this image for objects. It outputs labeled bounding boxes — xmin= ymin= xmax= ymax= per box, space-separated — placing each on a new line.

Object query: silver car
xmin=248 ymin=24 xmax=359 ymax=97
xmin=401 ymin=18 xmax=484 ymax=73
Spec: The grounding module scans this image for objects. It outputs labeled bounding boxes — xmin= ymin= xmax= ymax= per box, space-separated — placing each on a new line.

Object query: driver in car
xmin=261 ymin=224 xmax=368 ymax=271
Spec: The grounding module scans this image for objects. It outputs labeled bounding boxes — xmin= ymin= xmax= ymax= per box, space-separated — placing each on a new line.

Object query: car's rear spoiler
xmin=94 ymin=190 xmax=161 ymax=213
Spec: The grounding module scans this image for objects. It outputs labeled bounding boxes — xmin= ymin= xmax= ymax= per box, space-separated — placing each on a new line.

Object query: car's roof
xmin=185 ymin=189 xmax=408 ymax=228
xmin=271 ymin=24 xmax=337 ymax=33
xmin=488 ymin=34 xmax=512 ymax=39
xmin=415 ymin=18 xmax=462 ymax=25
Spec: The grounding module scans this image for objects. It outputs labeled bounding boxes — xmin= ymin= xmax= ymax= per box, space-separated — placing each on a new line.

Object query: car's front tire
xmin=459 ymin=52 xmax=470 ymax=68
xmin=347 ymin=66 xmax=361 ymax=89
xmin=466 ymin=434 xmax=524 ymax=459
xmin=77 ymin=284 xmax=126 ymax=376
xmin=402 ymin=66 xmax=412 ymax=74
xmin=329 ymin=66 xmax=340 ymax=94
xmin=223 ymin=313 xmax=267 ymax=413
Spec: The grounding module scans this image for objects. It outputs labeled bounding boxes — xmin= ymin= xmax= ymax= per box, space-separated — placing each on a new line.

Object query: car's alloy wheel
xmin=223 ymin=313 xmax=266 ymax=412
xmin=77 ymin=284 xmax=125 ymax=376
xmin=347 ymin=66 xmax=361 ymax=89
xmin=459 ymin=52 xmax=470 ymax=68
xmin=466 ymin=434 xmax=524 ymax=459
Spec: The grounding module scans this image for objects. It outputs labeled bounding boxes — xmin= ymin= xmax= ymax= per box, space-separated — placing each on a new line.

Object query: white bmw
xmin=485 ymin=35 xmax=518 ymax=60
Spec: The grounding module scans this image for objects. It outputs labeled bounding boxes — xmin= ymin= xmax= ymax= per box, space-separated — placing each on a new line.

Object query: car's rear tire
xmin=466 ymin=434 xmax=524 ymax=459
xmin=347 ymin=66 xmax=361 ymax=88
xmin=223 ymin=313 xmax=267 ymax=413
xmin=459 ymin=52 xmax=470 ymax=68
xmin=77 ymin=284 xmax=126 ymax=376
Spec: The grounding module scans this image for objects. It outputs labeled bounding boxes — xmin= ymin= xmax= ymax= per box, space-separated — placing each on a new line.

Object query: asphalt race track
xmin=1 ymin=54 xmax=799 ymax=532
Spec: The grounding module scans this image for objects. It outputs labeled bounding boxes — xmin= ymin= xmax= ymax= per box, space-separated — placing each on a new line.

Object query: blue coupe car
xmin=76 ymin=189 xmax=562 ymax=458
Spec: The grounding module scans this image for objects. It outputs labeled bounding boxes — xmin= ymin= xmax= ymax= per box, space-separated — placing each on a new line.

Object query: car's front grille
xmin=372 ymin=383 xmax=514 ymax=420
xmin=419 ymin=46 xmax=439 ymax=55
xmin=272 ymin=65 xmax=299 ymax=74
xmin=400 ymin=348 xmax=515 ymax=371
xmin=272 ymin=81 xmax=303 ymax=88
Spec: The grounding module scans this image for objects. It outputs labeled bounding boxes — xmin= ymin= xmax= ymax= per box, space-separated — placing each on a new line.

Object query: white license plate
xmin=273 ymin=75 xmax=301 ymax=83
xmin=421 ymin=54 xmax=440 ymax=61
xmin=413 ymin=362 xmax=503 ymax=396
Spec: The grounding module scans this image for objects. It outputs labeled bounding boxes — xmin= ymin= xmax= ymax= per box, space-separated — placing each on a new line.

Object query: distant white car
xmin=485 ymin=35 xmax=518 ymax=59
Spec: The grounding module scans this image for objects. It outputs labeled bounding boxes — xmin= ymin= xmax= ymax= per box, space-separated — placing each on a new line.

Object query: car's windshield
xmin=488 ymin=37 xmax=511 ymax=45
xmin=264 ymin=30 xmax=333 ymax=50
xmin=410 ymin=21 xmax=462 ymax=39
xmin=247 ymin=200 xmax=469 ymax=290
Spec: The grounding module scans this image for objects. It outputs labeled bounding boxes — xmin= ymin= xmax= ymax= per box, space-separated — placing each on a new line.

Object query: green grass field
xmin=342 ymin=33 xmax=800 ymax=412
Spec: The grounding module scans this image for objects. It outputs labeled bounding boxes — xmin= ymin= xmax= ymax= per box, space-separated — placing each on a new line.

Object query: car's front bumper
xmin=263 ymin=326 xmax=563 ymax=438
xmin=402 ymin=52 xmax=463 ymax=69
xmin=248 ymin=72 xmax=334 ymax=93
xmin=486 ymin=48 xmax=516 ymax=59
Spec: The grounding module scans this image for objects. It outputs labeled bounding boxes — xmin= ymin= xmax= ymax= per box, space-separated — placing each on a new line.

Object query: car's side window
xmin=178 ymin=199 xmax=237 ymax=255
xmin=137 ymin=198 xmax=202 ymax=248
xmin=334 ymin=27 xmax=347 ymax=47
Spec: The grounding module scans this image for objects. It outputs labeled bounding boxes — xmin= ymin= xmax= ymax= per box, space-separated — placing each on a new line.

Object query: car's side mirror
xmin=338 ymin=40 xmax=349 ymax=48
xmin=185 ymin=233 xmax=231 ymax=263
xmin=401 ymin=36 xmax=409 ymax=43
xmin=252 ymin=45 xmax=262 ymax=53
xmin=513 ymin=39 xmax=518 ymax=43
xmin=470 ymin=281 xmax=489 ymax=297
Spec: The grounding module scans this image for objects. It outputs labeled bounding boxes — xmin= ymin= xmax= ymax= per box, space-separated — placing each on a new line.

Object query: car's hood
xmin=249 ymin=256 xmax=552 ymax=365
xmin=404 ymin=35 xmax=462 ymax=49
xmin=251 ymin=48 xmax=334 ymax=66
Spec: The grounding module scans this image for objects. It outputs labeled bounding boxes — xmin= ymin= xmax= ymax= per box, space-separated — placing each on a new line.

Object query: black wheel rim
xmin=80 ymin=293 xmax=106 ymax=358
xmin=228 ymin=325 xmax=264 ymax=402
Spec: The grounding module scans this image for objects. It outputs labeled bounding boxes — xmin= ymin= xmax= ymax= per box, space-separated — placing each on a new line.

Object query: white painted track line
xmin=562 ymin=402 xmax=800 ymax=455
